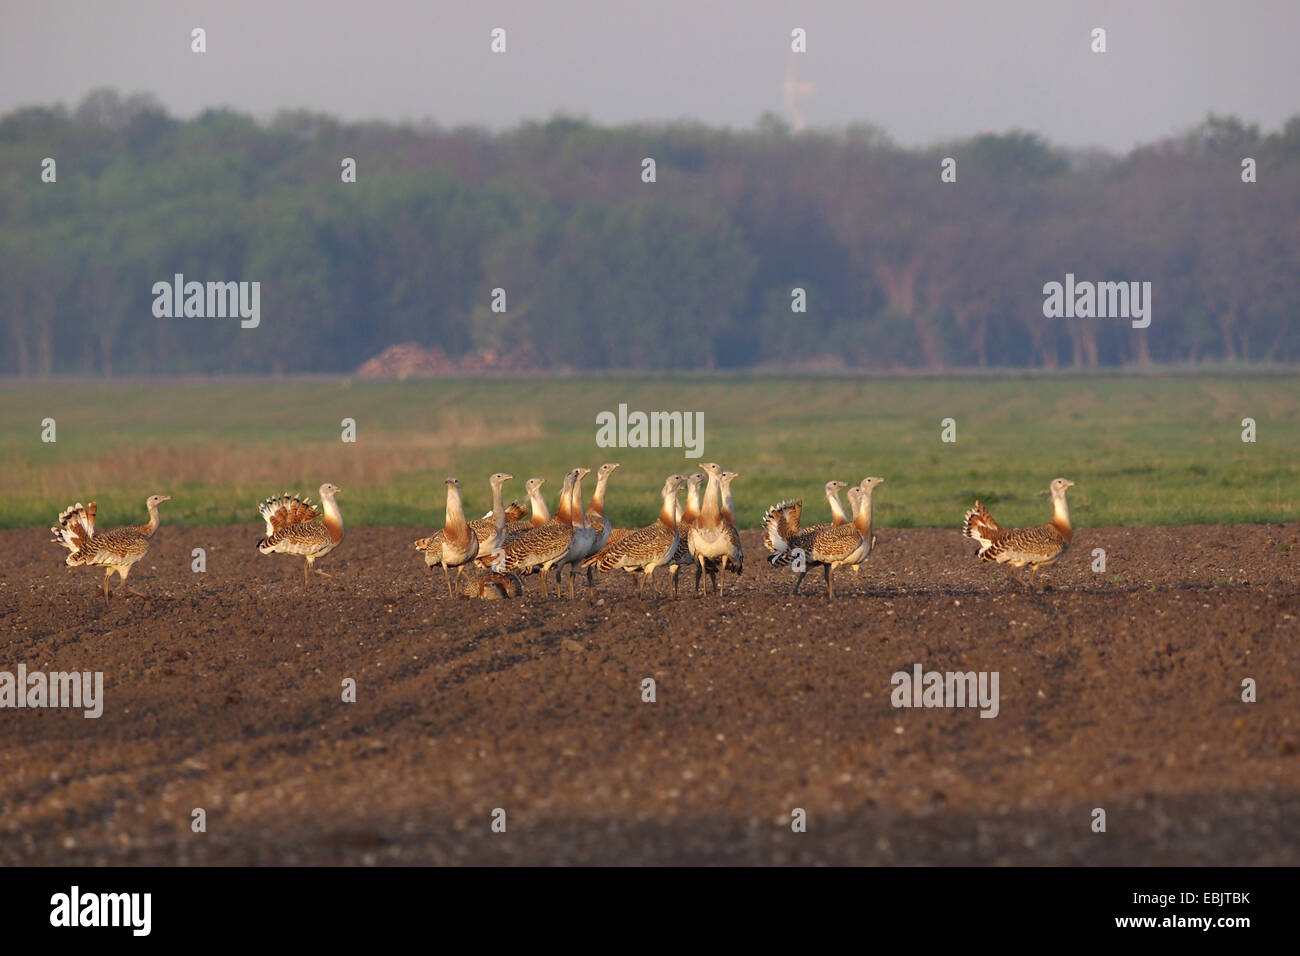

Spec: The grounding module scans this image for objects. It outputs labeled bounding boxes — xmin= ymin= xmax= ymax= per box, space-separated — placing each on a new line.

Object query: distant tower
xmin=783 ymin=55 xmax=815 ymax=132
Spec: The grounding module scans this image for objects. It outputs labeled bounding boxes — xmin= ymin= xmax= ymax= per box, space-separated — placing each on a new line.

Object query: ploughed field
xmin=1 ymin=522 xmax=1296 ymax=865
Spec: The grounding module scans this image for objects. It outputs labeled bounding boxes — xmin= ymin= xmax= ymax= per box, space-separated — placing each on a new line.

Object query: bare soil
xmin=1 ymin=523 xmax=1297 ymax=865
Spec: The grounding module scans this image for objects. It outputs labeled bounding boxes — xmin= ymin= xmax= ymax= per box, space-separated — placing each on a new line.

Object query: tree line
xmin=1 ymin=89 xmax=1297 ymax=376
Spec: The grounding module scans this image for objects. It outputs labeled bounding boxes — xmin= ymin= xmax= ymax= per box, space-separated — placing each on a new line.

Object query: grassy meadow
xmin=1 ymin=372 xmax=1296 ymax=532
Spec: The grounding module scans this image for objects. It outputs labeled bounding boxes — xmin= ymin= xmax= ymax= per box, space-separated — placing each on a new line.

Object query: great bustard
xmin=417 ymin=473 xmax=513 ymax=574
xmin=667 ymin=472 xmax=705 ymax=597
xmin=51 ymin=494 xmax=172 ymax=599
xmin=554 ymin=467 xmax=598 ymax=598
xmin=713 ymin=468 xmax=745 ymax=580
xmin=458 ymin=568 xmax=526 ymax=599
xmin=582 ymin=474 xmax=685 ymax=596
xmin=256 ymin=484 xmax=344 ymax=585
xmin=765 ymin=477 xmax=884 ymax=599
xmin=962 ymin=478 xmax=1075 ymax=588
xmin=581 ymin=462 xmax=620 ymax=591
xmin=501 ymin=470 xmax=580 ymax=596
xmin=419 ymin=478 xmax=479 ymax=597
xmin=687 ymin=463 xmax=741 ymax=596
xmin=760 ymin=480 xmax=847 ymax=552
xmin=507 ymin=477 xmax=551 ymax=534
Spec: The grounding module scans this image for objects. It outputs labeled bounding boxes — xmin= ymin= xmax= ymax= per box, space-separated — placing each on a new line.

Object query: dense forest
xmin=1 ymin=89 xmax=1297 ymax=376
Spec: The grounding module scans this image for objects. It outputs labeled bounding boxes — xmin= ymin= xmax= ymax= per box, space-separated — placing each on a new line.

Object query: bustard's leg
xmin=569 ymin=565 xmax=577 ymax=600
xmin=119 ymin=566 xmax=145 ymax=598
xmin=694 ymin=561 xmax=703 ymax=595
xmin=824 ymin=563 xmax=834 ymax=600
xmin=718 ymin=558 xmax=727 ymax=597
xmin=442 ymin=564 xmax=453 ymax=598
xmin=304 ymin=560 xmax=311 ymax=586
xmin=103 ymin=568 xmax=113 ymax=599
xmin=670 ymin=566 xmax=679 ymax=599
xmin=793 ymin=570 xmax=806 ymax=595
xmin=314 ymin=569 xmax=333 ymax=578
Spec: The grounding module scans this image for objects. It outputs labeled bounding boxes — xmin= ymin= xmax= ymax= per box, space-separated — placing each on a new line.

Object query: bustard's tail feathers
xmin=52 ymin=502 xmax=96 ymax=563
xmin=259 ymin=492 xmax=319 ymax=537
xmin=962 ymin=500 xmax=1000 ymax=551
xmin=761 ymin=498 xmax=802 ymax=553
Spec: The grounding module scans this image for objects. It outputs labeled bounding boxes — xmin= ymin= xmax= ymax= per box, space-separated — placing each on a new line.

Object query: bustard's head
xmin=490 ymin=472 xmax=514 ymax=487
xmin=847 ymin=487 xmax=863 ymax=508
xmin=826 ymin=480 xmax=848 ymax=493
xmin=597 ymin=462 xmax=620 ymax=479
xmin=859 ymin=477 xmax=885 ymax=496
xmin=575 ymin=466 xmax=591 ymax=481
xmin=526 ymin=477 xmax=546 ymax=494
xmin=702 ymin=462 xmax=723 ymax=478
xmin=1050 ymin=477 xmax=1074 ymax=497
xmin=319 ymin=483 xmax=342 ymax=497
xmin=665 ymin=474 xmax=687 ymax=494
xmin=147 ymin=494 xmax=172 ymax=508
xmin=444 ymin=478 xmax=461 ymax=495
xmin=722 ymin=471 xmax=740 ymax=483
xmin=687 ymin=472 xmax=705 ymax=490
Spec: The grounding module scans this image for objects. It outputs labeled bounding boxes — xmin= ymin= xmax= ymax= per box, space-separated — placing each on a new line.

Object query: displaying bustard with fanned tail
xmin=962 ymin=478 xmax=1075 ymax=588
xmin=760 ymin=480 xmax=847 ymax=552
xmin=52 ymin=494 xmax=172 ymax=599
xmin=582 ymin=474 xmax=685 ymax=597
xmin=764 ymin=477 xmax=884 ymax=599
xmin=256 ymin=484 xmax=344 ymax=584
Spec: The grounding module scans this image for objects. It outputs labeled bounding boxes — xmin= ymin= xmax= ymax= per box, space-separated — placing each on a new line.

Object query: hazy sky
xmin=2 ymin=0 xmax=1297 ymax=151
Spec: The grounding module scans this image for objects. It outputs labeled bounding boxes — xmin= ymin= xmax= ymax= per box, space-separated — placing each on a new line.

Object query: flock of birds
xmin=49 ymin=467 xmax=1077 ymax=601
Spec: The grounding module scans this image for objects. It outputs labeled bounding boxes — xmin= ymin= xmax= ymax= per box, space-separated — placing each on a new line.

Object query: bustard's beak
xmin=160 ymin=495 xmax=172 ymax=502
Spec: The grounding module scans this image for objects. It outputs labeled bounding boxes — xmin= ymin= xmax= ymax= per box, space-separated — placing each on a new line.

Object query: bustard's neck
xmin=721 ymin=482 xmax=737 ymax=523
xmin=321 ymin=493 xmax=344 ymax=543
xmin=491 ymin=482 xmax=507 ymax=531
xmin=570 ymin=478 xmax=586 ymax=528
xmin=855 ymin=488 xmax=876 ymax=535
xmin=589 ymin=473 xmax=609 ymax=517
xmin=444 ymin=487 xmax=467 ymax=532
xmin=827 ymin=488 xmax=847 ymax=523
xmin=685 ymin=485 xmax=702 ymax=520
xmin=700 ymin=472 xmax=721 ymax=524
xmin=659 ymin=486 xmax=678 ymax=527
xmin=146 ymin=501 xmax=162 ymax=536
xmin=529 ymin=488 xmax=550 ymax=524
xmin=555 ymin=481 xmax=572 ymax=524
xmin=1052 ymin=490 xmax=1072 ymax=535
